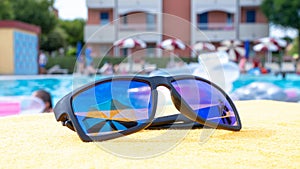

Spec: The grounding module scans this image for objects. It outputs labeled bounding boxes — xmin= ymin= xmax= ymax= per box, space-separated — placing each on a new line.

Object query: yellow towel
xmin=0 ymin=100 xmax=299 ymax=169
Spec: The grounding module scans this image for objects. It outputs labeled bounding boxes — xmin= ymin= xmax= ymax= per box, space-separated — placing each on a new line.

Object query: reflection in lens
xmin=171 ymin=79 xmax=237 ymax=126
xmin=72 ymin=80 xmax=152 ymax=137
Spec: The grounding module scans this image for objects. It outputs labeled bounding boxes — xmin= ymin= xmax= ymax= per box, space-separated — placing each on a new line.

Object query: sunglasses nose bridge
xmin=149 ymin=76 xmax=171 ymax=88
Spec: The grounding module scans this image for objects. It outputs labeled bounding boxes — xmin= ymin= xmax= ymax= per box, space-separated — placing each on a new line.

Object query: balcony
xmin=240 ymin=0 xmax=263 ymax=6
xmin=119 ymin=24 xmax=157 ymax=32
xmin=118 ymin=23 xmax=160 ymax=41
xmin=86 ymin=0 xmax=114 ymax=9
xmin=239 ymin=23 xmax=269 ymax=40
xmin=84 ymin=24 xmax=115 ymax=43
xmin=197 ymin=23 xmax=234 ymax=31
xmin=86 ymin=0 xmax=162 ymax=14
xmin=191 ymin=0 xmax=237 ymax=14
xmin=193 ymin=23 xmax=268 ymax=42
xmin=84 ymin=23 xmax=161 ymax=43
xmin=118 ymin=0 xmax=162 ymax=14
xmin=191 ymin=0 xmax=262 ymax=11
xmin=194 ymin=23 xmax=235 ymax=42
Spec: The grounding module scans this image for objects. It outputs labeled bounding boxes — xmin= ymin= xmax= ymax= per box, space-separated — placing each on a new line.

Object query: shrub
xmin=46 ymin=56 xmax=198 ymax=74
xmin=46 ymin=56 xmax=77 ymax=73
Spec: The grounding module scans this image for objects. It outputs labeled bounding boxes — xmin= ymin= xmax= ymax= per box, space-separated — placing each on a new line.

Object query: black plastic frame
xmin=54 ymin=75 xmax=242 ymax=142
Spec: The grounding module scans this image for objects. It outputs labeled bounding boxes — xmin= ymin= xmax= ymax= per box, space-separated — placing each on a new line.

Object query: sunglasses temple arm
xmin=150 ymin=114 xmax=190 ymax=126
xmin=62 ymin=120 xmax=75 ymax=131
xmin=146 ymin=114 xmax=204 ymax=129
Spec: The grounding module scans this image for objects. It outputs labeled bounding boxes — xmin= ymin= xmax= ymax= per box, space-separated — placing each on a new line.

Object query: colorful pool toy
xmin=0 ymin=96 xmax=45 ymax=117
xmin=231 ymin=82 xmax=300 ymax=102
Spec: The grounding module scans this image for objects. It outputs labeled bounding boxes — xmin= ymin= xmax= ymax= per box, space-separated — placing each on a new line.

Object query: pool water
xmin=232 ymin=74 xmax=300 ymax=91
xmin=0 ymin=74 xmax=300 ymax=105
xmin=0 ymin=75 xmax=103 ymax=105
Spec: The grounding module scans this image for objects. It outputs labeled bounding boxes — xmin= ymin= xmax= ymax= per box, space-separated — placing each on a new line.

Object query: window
xmin=122 ymin=48 xmax=128 ymax=56
xmin=198 ymin=12 xmax=208 ymax=30
xmin=123 ymin=14 xmax=128 ymax=24
xmin=146 ymin=13 xmax=155 ymax=30
xmin=100 ymin=12 xmax=109 ymax=25
xmin=246 ymin=10 xmax=256 ymax=23
xmin=226 ymin=13 xmax=234 ymax=30
xmin=227 ymin=13 xmax=233 ymax=24
xmin=146 ymin=48 xmax=155 ymax=57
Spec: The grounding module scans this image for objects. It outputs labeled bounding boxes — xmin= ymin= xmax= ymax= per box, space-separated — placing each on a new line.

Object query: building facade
xmin=0 ymin=21 xmax=41 ymax=75
xmin=84 ymin=0 xmax=268 ymax=57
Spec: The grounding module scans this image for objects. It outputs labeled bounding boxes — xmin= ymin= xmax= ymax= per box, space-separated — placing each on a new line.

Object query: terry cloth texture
xmin=0 ymin=100 xmax=299 ymax=169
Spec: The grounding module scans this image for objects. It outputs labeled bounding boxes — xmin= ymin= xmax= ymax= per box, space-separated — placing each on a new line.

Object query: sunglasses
xmin=54 ymin=75 xmax=242 ymax=142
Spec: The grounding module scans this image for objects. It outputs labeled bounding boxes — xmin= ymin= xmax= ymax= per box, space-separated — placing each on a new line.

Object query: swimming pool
xmin=0 ymin=74 xmax=300 ymax=105
xmin=232 ymin=74 xmax=300 ymax=91
xmin=0 ymin=75 xmax=104 ymax=105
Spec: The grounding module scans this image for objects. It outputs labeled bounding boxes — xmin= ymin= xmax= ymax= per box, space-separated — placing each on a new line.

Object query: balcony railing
xmin=240 ymin=0 xmax=263 ymax=6
xmin=197 ymin=23 xmax=234 ymax=31
xmin=239 ymin=23 xmax=269 ymax=40
xmin=85 ymin=23 xmax=161 ymax=43
xmin=119 ymin=24 xmax=157 ymax=31
xmin=86 ymin=0 xmax=114 ymax=8
xmin=193 ymin=23 xmax=269 ymax=41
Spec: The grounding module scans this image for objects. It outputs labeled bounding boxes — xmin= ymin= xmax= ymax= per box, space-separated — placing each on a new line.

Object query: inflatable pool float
xmin=231 ymin=82 xmax=300 ymax=102
xmin=150 ymin=51 xmax=240 ymax=93
xmin=0 ymin=96 xmax=45 ymax=117
xmin=284 ymin=88 xmax=300 ymax=102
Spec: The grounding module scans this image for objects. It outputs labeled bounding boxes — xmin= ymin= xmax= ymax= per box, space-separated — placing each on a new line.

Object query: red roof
xmin=0 ymin=20 xmax=41 ymax=34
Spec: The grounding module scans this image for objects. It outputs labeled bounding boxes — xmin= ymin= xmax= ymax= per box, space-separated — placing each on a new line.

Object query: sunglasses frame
xmin=54 ymin=75 xmax=242 ymax=142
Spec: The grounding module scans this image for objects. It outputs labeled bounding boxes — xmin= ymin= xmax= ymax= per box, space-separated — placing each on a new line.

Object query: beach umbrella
xmin=113 ymin=38 xmax=146 ymax=49
xmin=217 ymin=40 xmax=245 ymax=62
xmin=158 ymin=39 xmax=186 ymax=65
xmin=193 ymin=42 xmax=216 ymax=53
xmin=253 ymin=37 xmax=286 ymax=63
xmin=158 ymin=39 xmax=186 ymax=51
xmin=255 ymin=37 xmax=287 ymax=49
xmin=253 ymin=43 xmax=279 ymax=52
xmin=113 ymin=38 xmax=146 ymax=73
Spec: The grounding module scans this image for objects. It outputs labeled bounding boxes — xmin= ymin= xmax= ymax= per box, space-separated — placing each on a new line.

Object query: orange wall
xmin=241 ymin=7 xmax=267 ymax=23
xmin=87 ymin=9 xmax=113 ymax=25
xmin=163 ymin=0 xmax=191 ymax=57
xmin=208 ymin=11 xmax=227 ymax=23
xmin=256 ymin=8 xmax=268 ymax=23
xmin=122 ymin=12 xmax=147 ymax=24
xmin=0 ymin=29 xmax=14 ymax=74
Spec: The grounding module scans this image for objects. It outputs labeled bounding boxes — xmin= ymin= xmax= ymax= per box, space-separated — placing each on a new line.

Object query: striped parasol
xmin=158 ymin=39 xmax=186 ymax=65
xmin=253 ymin=37 xmax=287 ymax=63
xmin=113 ymin=38 xmax=146 ymax=49
xmin=158 ymin=39 xmax=186 ymax=51
xmin=193 ymin=42 xmax=216 ymax=53
xmin=113 ymin=38 xmax=146 ymax=73
xmin=217 ymin=40 xmax=245 ymax=62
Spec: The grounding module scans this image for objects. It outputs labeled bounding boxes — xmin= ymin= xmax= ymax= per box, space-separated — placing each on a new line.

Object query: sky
xmin=54 ymin=0 xmax=87 ymax=20
xmin=54 ymin=0 xmax=297 ymax=38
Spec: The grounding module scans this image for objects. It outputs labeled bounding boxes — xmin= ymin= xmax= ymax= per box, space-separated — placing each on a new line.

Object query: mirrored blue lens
xmin=72 ymin=80 xmax=152 ymax=136
xmin=172 ymin=79 xmax=238 ymax=126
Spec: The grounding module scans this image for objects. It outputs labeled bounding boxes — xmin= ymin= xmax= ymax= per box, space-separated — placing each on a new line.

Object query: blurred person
xmin=38 ymin=51 xmax=48 ymax=74
xmin=76 ymin=54 xmax=85 ymax=74
xmin=239 ymin=57 xmax=247 ymax=74
xmin=84 ymin=45 xmax=96 ymax=75
xmin=32 ymin=90 xmax=53 ymax=112
xmin=296 ymin=62 xmax=300 ymax=75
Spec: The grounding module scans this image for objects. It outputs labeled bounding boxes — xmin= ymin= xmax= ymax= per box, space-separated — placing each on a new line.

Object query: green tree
xmin=0 ymin=0 xmax=14 ymax=20
xmin=58 ymin=19 xmax=85 ymax=46
xmin=288 ymin=37 xmax=299 ymax=56
xmin=261 ymin=0 xmax=300 ymax=58
xmin=40 ymin=27 xmax=67 ymax=54
xmin=11 ymin=0 xmax=57 ymax=34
